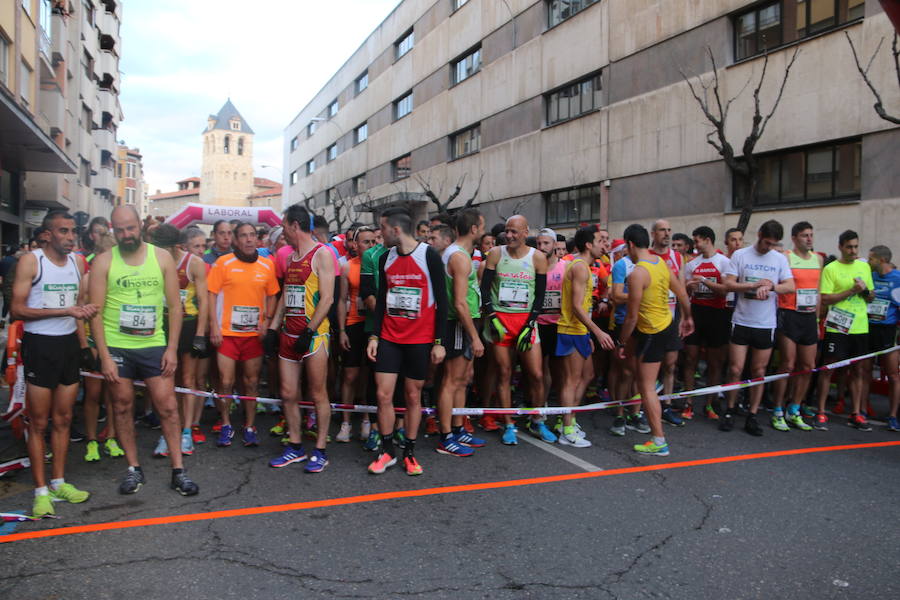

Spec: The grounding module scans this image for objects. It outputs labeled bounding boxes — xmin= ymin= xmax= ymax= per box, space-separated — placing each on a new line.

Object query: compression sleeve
xmin=530 ymin=273 xmax=546 ymax=321
xmin=372 ymin=252 xmax=389 ymax=337
xmin=425 ymin=246 xmax=448 ymax=342
xmin=480 ymin=267 xmax=496 ymax=314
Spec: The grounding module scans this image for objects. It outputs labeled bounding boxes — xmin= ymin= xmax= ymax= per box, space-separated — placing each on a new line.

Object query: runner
xmin=480 ymin=215 xmax=552 ymax=446
xmin=208 ymin=222 xmax=279 ymax=448
xmin=672 ymin=233 xmax=693 ymax=263
xmin=265 ymin=205 xmax=335 ymax=472
xmin=203 ymin=220 xmax=234 ymax=266
xmin=721 ymin=220 xmax=794 ymax=436
xmin=359 ymin=226 xmax=389 ymax=451
xmin=682 ymin=226 xmax=731 ymax=420
xmin=435 ymin=209 xmax=486 ymax=457
xmin=89 ymin=205 xmax=199 ymax=496
xmin=366 ymin=207 xmax=447 ymax=475
xmin=617 ymin=224 xmax=694 ymax=456
xmin=864 ymin=245 xmax=900 ymax=431
xmin=181 ymin=228 xmax=213 ymax=443
xmin=556 ymin=225 xmax=615 ymax=447
xmin=813 ymin=230 xmax=875 ymax=431
xmin=13 ymin=211 xmax=97 ymax=516
xmin=649 ymin=219 xmax=685 ymax=426
xmin=536 ymin=228 xmax=565 ymax=413
xmin=770 ymin=222 xmax=821 ymax=431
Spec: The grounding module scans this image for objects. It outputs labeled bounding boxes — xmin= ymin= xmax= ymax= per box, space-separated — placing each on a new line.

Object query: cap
xmin=611 ymin=239 xmax=626 ymax=254
xmin=537 ymin=228 xmax=557 ymax=240
xmin=268 ymin=226 xmax=284 ymax=247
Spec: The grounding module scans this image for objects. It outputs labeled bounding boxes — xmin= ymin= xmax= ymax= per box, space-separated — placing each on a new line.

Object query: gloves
xmin=263 ymin=329 xmax=279 ymax=358
xmin=80 ymin=347 xmax=97 ymax=371
xmin=482 ymin=313 xmax=507 ymax=343
xmin=293 ymin=330 xmax=314 ymax=356
xmin=516 ymin=320 xmax=537 ymax=353
xmin=190 ymin=336 xmax=208 ymax=358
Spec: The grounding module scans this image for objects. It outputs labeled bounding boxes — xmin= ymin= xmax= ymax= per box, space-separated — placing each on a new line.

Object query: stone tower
xmin=200 ymin=99 xmax=255 ymax=206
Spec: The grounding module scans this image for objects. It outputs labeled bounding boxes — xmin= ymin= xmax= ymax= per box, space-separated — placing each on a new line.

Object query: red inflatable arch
xmin=165 ymin=203 xmax=282 ymax=228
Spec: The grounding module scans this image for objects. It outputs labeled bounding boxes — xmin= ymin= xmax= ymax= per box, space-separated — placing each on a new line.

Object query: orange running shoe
xmin=704 ymin=404 xmax=719 ymax=420
xmin=681 ymin=404 xmax=694 ymax=420
xmin=463 ymin=416 xmax=474 ymax=434
xmin=479 ymin=415 xmax=500 ymax=432
xmin=425 ymin=416 xmax=439 ymax=436
xmin=404 ymin=456 xmax=423 ymax=476
xmin=212 ymin=419 xmax=223 ymax=433
xmin=833 ymin=398 xmax=846 ymax=415
xmin=191 ymin=425 xmax=206 ymax=444
xmin=367 ymin=452 xmax=397 ymax=474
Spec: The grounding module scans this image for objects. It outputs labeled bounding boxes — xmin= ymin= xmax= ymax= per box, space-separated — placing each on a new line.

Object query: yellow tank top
xmin=637 ymin=257 xmax=673 ymax=334
xmin=558 ymin=258 xmax=593 ymax=336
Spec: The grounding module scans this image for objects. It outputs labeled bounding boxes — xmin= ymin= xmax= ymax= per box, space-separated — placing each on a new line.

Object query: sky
xmin=117 ymin=0 xmax=400 ymax=195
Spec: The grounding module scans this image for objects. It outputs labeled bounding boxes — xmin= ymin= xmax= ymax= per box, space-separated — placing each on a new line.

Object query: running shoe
xmin=119 ymin=467 xmax=145 ymax=495
xmin=771 ymin=414 xmax=789 ymax=432
xmin=887 ymin=416 xmax=900 ymax=432
xmin=813 ymin=412 xmax=829 ymax=431
xmin=153 ymin=436 xmax=169 ymax=458
xmin=51 ymin=483 xmax=90 ymax=504
xmin=139 ymin=412 xmax=161 ymax=429
xmin=368 ymin=452 xmax=397 ymax=474
xmin=269 ymin=418 xmax=286 ymax=437
xmin=191 ymin=425 xmax=206 ymax=444
xmin=424 ymin=416 xmax=439 ymax=437
xmin=69 ymin=426 xmax=85 ymax=443
xmin=243 ymin=426 xmax=259 ymax=447
xmin=404 ymin=456 xmax=423 ymax=476
xmin=217 ymin=424 xmax=234 ymax=447
xmin=848 ymin=413 xmax=872 ymax=432
xmin=501 ymin=424 xmax=518 ymax=445
xmin=745 ymin=414 xmax=763 ymax=436
xmin=336 ymin=422 xmax=352 ymax=443
xmin=212 ymin=419 xmax=223 ymax=433
xmin=559 ymin=430 xmax=591 ymax=448
xmin=455 ymin=430 xmax=486 ymax=448
xmin=171 ymin=471 xmax=199 ymax=496
xmin=801 ymin=405 xmax=817 ymax=418
xmin=662 ymin=407 xmax=684 ymax=427
xmin=256 ymin=401 xmax=266 ymax=414
xmin=304 ymin=449 xmax=328 ymax=473
xmin=479 ymin=415 xmax=501 ymax=432
xmin=436 ymin=435 xmax=474 ymax=457
xmin=786 ymin=414 xmax=812 ymax=431
xmin=394 ymin=428 xmax=408 ymax=450
xmin=463 ymin=416 xmax=475 ymax=434
xmin=360 ymin=420 xmax=372 ymax=442
xmin=181 ymin=430 xmax=194 ymax=455
xmin=681 ymin=403 xmax=694 ymax=420
xmin=527 ymin=419 xmax=557 ymax=443
xmin=704 ymin=404 xmax=719 ymax=420
xmin=633 ymin=439 xmax=670 ymax=457
xmin=719 ymin=412 xmax=734 ymax=432
xmin=626 ymin=412 xmax=651 ymax=434
xmin=33 ymin=494 xmax=54 ymax=517
xmin=84 ymin=440 xmax=100 ymax=462
xmin=609 ymin=416 xmax=626 ymax=437
xmin=833 ymin=398 xmax=846 ymax=415
xmin=269 ymin=446 xmax=307 ymax=468
xmin=104 ymin=438 xmax=125 ymax=457
xmin=363 ymin=429 xmax=381 ymax=452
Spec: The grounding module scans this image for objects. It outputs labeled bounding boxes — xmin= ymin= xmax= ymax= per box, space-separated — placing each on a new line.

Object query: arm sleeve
xmin=360 ymin=250 xmax=376 ymax=301
xmin=372 ymin=252 xmax=389 ymax=338
xmin=426 ymin=246 xmax=448 ymax=342
xmin=480 ymin=267 xmax=496 ymax=314
xmin=529 ymin=273 xmax=546 ymax=320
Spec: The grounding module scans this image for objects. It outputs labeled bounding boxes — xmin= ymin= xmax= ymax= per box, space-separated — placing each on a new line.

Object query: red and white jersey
xmin=381 ymin=243 xmax=437 ymax=345
xmin=684 ymin=253 xmax=731 ymax=309
xmin=650 ymin=247 xmax=682 ymax=315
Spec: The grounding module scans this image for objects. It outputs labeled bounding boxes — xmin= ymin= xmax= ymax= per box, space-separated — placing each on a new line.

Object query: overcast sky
xmin=117 ymin=0 xmax=400 ymax=195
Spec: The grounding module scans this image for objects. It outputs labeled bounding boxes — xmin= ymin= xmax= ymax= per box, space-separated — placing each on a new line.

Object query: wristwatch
xmin=433 ymin=338 xmax=443 ymax=346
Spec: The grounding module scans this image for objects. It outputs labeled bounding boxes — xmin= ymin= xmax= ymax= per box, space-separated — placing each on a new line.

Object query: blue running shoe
xmin=455 ymin=430 xmax=486 ymax=448
xmin=394 ymin=428 xmax=408 ymax=450
xmin=662 ymin=407 xmax=685 ymax=427
xmin=243 ymin=426 xmax=259 ymax=447
xmin=436 ymin=435 xmax=474 ymax=457
xmin=217 ymin=424 xmax=234 ymax=447
xmin=269 ymin=445 xmax=307 ymax=468
xmin=304 ymin=448 xmax=328 ymax=473
xmin=527 ymin=419 xmax=557 ymax=443
xmin=501 ymin=424 xmax=518 ymax=445
xmin=363 ymin=429 xmax=381 ymax=452
xmin=887 ymin=416 xmax=899 ymax=432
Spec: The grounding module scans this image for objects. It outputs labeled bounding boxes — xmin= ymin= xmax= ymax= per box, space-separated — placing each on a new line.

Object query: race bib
xmin=726 ymin=291 xmax=736 ymax=308
xmin=179 ymin=289 xmax=188 ymax=306
xmin=230 ymin=305 xmax=260 ymax=332
xmin=387 ymin=286 xmax=421 ymax=319
xmin=743 ymin=276 xmax=764 ymax=300
xmin=795 ymin=289 xmax=817 ymax=312
xmin=825 ymin=306 xmax=855 ymax=334
xmin=542 ymin=290 xmax=561 ymax=314
xmin=867 ymin=298 xmax=890 ymax=321
xmin=667 ymin=290 xmax=677 ymax=316
xmin=285 ymin=284 xmax=306 ymax=317
xmin=355 ymin=295 xmax=366 ymax=314
xmin=42 ymin=283 xmax=77 ymax=309
xmin=119 ymin=304 xmax=157 ymax=337
xmin=695 ymin=281 xmax=714 ymax=299
xmin=499 ymin=280 xmax=530 ymax=310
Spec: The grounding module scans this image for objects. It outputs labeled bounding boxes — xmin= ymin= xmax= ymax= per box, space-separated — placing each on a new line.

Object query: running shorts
xmin=777 ymin=309 xmax=818 ymax=347
xmin=730 ymin=324 xmax=775 ymax=351
xmin=375 ymin=339 xmax=430 ymax=380
xmin=22 ymin=332 xmax=81 ymax=388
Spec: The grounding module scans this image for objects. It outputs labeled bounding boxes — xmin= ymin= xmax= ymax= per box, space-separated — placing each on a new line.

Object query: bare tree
xmin=496 ymin=195 xmax=530 ymax=222
xmin=416 ymin=172 xmax=483 ymax=214
xmin=846 ymin=31 xmax=900 ymax=124
xmin=680 ymin=46 xmax=800 ymax=232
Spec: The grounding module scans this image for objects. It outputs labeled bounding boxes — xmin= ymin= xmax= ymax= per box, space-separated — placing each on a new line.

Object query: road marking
xmin=2 ymin=440 xmax=898 ymax=544
xmin=517 ymin=433 xmax=604 ymax=472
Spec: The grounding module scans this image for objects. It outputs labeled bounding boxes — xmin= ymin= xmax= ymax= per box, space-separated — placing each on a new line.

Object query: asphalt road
xmin=1 ymin=400 xmax=899 ymax=600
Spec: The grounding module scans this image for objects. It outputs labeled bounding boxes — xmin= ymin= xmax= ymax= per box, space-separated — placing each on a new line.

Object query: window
xmin=290 ymin=136 xmax=299 ymax=152
xmin=733 ymin=139 xmax=861 ymax=208
xmin=230 ymin=120 xmax=241 ymax=131
xmin=237 ymin=137 xmax=244 ymax=156
xmin=326 ymin=188 xmax=337 ymax=205
xmin=126 ymin=188 xmax=136 ymax=204
xmin=0 ymin=168 xmax=19 ymax=214
xmin=306 ymin=159 xmax=316 ymax=175
xmin=80 ymin=158 xmax=91 ymax=186
xmin=452 ymin=124 xmax=481 ymax=159
xmin=356 ymin=71 xmax=368 ymax=94
xmin=394 ymin=92 xmax=413 ymax=120
xmin=40 ymin=0 xmax=51 ymax=43
xmin=0 ymin=37 xmax=9 ymax=87
xmin=453 ymin=46 xmax=481 ymax=84
xmin=83 ymin=1 xmax=94 ymax=27
xmin=392 ymin=155 xmax=411 ymax=181
xmin=20 ymin=60 xmax=32 ymax=106
xmin=734 ymin=0 xmax=866 ymax=61
xmin=545 ymin=184 xmax=602 ymax=226
xmin=126 ymin=162 xmax=136 ymax=178
xmin=546 ymin=72 xmax=602 ymax=126
xmin=354 ymin=122 xmax=368 ymax=144
xmin=223 ymin=135 xmax=230 ymax=154
xmin=354 ymin=174 xmax=367 ymax=195
xmin=395 ymin=29 xmax=414 ymax=60
xmin=329 ymin=99 xmax=339 ymax=118
xmin=307 ymin=121 xmax=317 ymax=136
xmin=81 ymin=103 xmax=92 ymax=133
xmin=290 ymin=170 xmax=299 ymax=185
xmin=453 ymin=0 xmax=470 ymax=10
xmin=327 ymin=144 xmax=338 ymax=162
xmin=22 ymin=0 xmax=32 ymax=17
xmin=547 ymin=0 xmax=599 ymax=28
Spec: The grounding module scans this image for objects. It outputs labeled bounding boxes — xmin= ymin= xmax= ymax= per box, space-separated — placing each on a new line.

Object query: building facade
xmin=199 ymin=99 xmax=255 ymax=207
xmin=116 ymin=144 xmax=145 ymax=216
xmin=283 ymin=0 xmax=899 ymax=248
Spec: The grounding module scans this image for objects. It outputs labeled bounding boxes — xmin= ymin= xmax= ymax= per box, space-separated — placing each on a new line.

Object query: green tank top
xmin=492 ymin=246 xmax=536 ymax=314
xmin=443 ymin=244 xmax=481 ymax=320
xmin=103 ymin=244 xmax=167 ymax=348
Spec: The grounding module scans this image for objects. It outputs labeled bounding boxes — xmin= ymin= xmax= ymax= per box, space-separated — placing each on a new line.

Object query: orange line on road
xmin=3 ymin=440 xmax=898 ymax=544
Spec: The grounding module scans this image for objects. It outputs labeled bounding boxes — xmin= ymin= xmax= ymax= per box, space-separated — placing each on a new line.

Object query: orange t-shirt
xmin=208 ymin=254 xmax=280 ymax=337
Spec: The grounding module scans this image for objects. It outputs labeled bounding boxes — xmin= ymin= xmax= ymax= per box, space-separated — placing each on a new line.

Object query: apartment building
xmin=0 ymin=0 xmax=123 ymax=246
xmin=283 ymin=0 xmax=899 ymax=247
xmin=116 ymin=143 xmax=146 ymax=216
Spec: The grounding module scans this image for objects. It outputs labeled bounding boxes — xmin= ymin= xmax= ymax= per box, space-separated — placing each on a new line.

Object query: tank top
xmin=777 ymin=250 xmax=821 ymax=313
xmin=283 ymin=244 xmax=329 ymax=336
xmin=636 ymin=257 xmax=673 ymax=334
xmin=346 ymin=256 xmax=365 ymax=327
xmin=442 ymin=244 xmax=481 ymax=320
xmin=492 ymin=246 xmax=536 ymax=314
xmin=538 ymin=258 xmax=566 ymax=325
xmin=177 ymin=252 xmax=199 ymax=319
xmin=381 ymin=243 xmax=437 ymax=345
xmin=650 ymin=247 xmax=682 ymax=316
xmin=558 ymin=258 xmax=594 ymax=336
xmin=24 ymin=249 xmax=80 ymax=336
xmin=103 ymin=244 xmax=166 ymax=348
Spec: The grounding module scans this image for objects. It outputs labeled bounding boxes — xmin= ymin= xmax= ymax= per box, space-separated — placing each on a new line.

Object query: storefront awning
xmin=0 ymin=90 xmax=76 ymax=174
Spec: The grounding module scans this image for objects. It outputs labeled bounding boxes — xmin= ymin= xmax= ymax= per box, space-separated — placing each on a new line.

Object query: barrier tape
xmin=75 ymin=344 xmax=899 ymax=418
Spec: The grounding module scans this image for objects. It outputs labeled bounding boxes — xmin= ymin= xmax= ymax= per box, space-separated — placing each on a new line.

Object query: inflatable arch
xmin=165 ymin=204 xmax=282 ymax=228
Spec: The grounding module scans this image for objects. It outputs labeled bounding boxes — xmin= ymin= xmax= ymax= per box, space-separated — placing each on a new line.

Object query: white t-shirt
xmin=724 ymin=245 xmax=792 ymax=329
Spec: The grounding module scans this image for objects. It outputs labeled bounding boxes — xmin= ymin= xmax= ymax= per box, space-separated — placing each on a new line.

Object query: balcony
xmin=94 ymin=165 xmax=116 ymax=192
xmin=98 ymin=88 xmax=120 ymax=122
xmin=92 ymin=127 xmax=116 ymax=154
xmin=98 ymin=50 xmax=118 ymax=79
xmin=50 ymin=12 xmax=68 ymax=64
xmin=38 ymin=84 xmax=65 ymax=137
xmin=96 ymin=9 xmax=119 ymax=39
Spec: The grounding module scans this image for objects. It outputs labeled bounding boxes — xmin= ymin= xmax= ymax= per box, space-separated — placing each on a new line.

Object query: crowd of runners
xmin=7 ymin=204 xmax=899 ymax=518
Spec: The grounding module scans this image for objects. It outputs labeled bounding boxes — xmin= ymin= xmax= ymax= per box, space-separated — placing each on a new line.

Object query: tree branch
xmin=846 ymin=31 xmax=900 ymax=125
xmin=756 ymin=46 xmax=801 ymax=141
xmin=462 ymin=172 xmax=483 ymax=208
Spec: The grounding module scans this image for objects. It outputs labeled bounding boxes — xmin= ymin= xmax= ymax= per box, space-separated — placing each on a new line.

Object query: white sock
xmin=653 ymin=436 xmax=666 ymax=446
xmin=34 ymin=486 xmax=49 ymax=497
xmin=50 ymin=478 xmax=65 ymax=490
